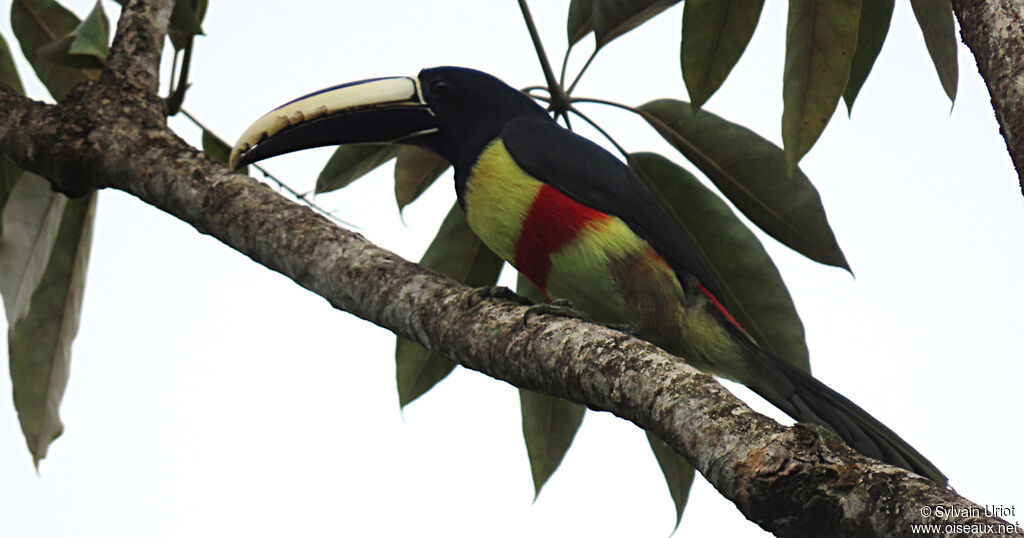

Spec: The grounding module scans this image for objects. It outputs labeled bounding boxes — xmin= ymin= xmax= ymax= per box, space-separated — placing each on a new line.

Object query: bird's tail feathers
xmin=741 ymin=344 xmax=947 ymax=486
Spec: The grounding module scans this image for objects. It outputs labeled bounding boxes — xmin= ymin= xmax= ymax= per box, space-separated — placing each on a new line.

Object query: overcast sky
xmin=2 ymin=1 xmax=1022 ymax=536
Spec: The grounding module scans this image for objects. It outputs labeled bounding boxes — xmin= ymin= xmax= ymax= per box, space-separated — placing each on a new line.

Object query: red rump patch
xmin=698 ymin=283 xmax=745 ymax=331
xmin=514 ymin=185 xmax=607 ymax=289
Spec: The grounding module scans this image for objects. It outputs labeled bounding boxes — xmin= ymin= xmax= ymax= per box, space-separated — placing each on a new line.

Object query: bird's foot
xmin=523 ymin=299 xmax=593 ymax=326
xmin=466 ymin=285 xmax=534 ymax=308
xmin=525 ymin=300 xmax=638 ymax=335
xmin=604 ymin=323 xmax=639 ymax=336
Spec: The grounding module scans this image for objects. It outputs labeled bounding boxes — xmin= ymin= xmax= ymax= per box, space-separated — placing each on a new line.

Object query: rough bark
xmin=0 ymin=1 xmax=1019 ymax=537
xmin=952 ymin=0 xmax=1024 ymax=194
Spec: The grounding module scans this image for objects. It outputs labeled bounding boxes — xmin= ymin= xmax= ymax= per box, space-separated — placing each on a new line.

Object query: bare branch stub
xmin=104 ymin=0 xmax=175 ymax=96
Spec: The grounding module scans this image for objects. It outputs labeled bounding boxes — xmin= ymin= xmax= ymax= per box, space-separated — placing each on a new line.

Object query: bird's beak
xmin=229 ymin=76 xmax=435 ymax=170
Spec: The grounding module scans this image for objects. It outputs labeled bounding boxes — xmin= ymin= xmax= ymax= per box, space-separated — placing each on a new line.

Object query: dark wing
xmin=501 ymin=117 xmax=724 ymax=302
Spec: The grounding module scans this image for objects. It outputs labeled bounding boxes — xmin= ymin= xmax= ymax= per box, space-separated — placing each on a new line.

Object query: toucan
xmin=230 ymin=66 xmax=946 ymax=485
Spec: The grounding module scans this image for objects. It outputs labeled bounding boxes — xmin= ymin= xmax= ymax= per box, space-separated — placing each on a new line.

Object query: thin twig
xmin=567 ymin=48 xmax=598 ymax=95
xmin=165 ymin=40 xmax=194 ymax=115
xmin=525 ymin=90 xmax=573 ymax=130
xmin=559 ymin=46 xmax=572 ymax=88
xmin=520 ymin=85 xmax=550 ymax=95
xmin=569 ymin=95 xmax=640 ymax=115
xmin=570 ymin=96 xmax=683 ymax=149
xmin=516 ymin=0 xmax=570 ymax=117
xmin=167 ymin=49 xmax=179 ymax=95
xmin=568 ymin=106 xmax=629 ymax=159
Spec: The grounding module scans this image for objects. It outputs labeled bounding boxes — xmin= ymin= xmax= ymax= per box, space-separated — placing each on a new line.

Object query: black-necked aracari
xmin=229 ymin=66 xmax=946 ymax=485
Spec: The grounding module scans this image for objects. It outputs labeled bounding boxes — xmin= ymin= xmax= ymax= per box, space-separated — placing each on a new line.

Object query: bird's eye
xmin=428 ymin=78 xmax=454 ymax=95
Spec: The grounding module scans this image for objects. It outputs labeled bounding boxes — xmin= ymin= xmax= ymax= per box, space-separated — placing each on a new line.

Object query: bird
xmin=230 ymin=66 xmax=946 ymax=485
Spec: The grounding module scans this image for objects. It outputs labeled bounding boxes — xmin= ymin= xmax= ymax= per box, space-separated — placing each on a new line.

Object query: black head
xmin=230 ymin=66 xmax=551 ymax=172
xmin=415 ymin=67 xmax=550 ymax=166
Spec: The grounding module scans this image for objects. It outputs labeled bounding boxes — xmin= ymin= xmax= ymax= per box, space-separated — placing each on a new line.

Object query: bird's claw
xmin=603 ymin=322 xmax=639 ymax=336
xmin=523 ymin=299 xmax=592 ymax=326
xmin=524 ymin=300 xmax=639 ymax=336
xmin=467 ymin=289 xmax=636 ymax=335
xmin=466 ymin=285 xmax=534 ymax=308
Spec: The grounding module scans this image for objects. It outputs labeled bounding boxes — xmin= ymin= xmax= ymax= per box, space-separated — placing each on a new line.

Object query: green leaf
xmin=35 ymin=36 xmax=104 ymax=70
xmin=910 ymin=0 xmax=958 ymax=103
xmin=646 ymin=431 xmax=694 ymax=531
xmin=66 ymin=1 xmax=107 ymax=59
xmin=9 ymin=193 xmax=95 ymax=466
xmin=0 ymin=32 xmax=27 ymax=94
xmin=11 ymin=0 xmax=101 ymax=100
xmin=516 ymin=274 xmax=586 ymax=497
xmin=680 ymin=0 xmax=764 ymax=109
xmin=168 ymin=0 xmax=207 ymax=51
xmin=395 ymin=338 xmax=455 ymax=408
xmin=638 ymin=99 xmax=849 ymax=272
xmin=201 ymin=129 xmax=248 ymax=175
xmin=592 ymin=0 xmax=680 ymax=49
xmin=394 ymin=146 xmax=450 ymax=212
xmin=843 ymin=0 xmax=893 ymax=112
xmin=193 ymin=0 xmax=209 ymax=21
xmin=520 ymin=388 xmax=586 ymax=498
xmin=0 ymin=173 xmax=67 ymax=326
xmin=567 ymin=0 xmax=595 ymax=45
xmin=315 ymin=144 xmax=397 ymax=194
xmin=395 ymin=204 xmax=504 ymax=407
xmin=0 ymin=162 xmax=22 ymax=241
xmin=781 ymin=0 xmax=860 ymax=166
xmin=629 ymin=152 xmax=809 ymax=371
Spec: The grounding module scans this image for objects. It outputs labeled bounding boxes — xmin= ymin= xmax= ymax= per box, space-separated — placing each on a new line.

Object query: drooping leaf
xmin=843 ymin=0 xmax=894 ymax=112
xmin=201 ymin=129 xmax=248 ymax=175
xmin=567 ymin=0 xmax=595 ymax=45
xmin=910 ymin=0 xmax=958 ymax=103
xmin=781 ymin=0 xmax=860 ymax=166
xmin=0 ymin=173 xmax=67 ymax=326
xmin=592 ymin=0 xmax=680 ymax=49
xmin=646 ymin=431 xmax=694 ymax=531
xmin=680 ymin=0 xmax=764 ymax=109
xmin=396 ymin=204 xmax=504 ymax=407
xmin=520 ymin=388 xmax=586 ymax=498
xmin=168 ymin=0 xmax=207 ymax=51
xmin=315 ymin=144 xmax=396 ymax=194
xmin=9 ymin=193 xmax=95 ymax=466
xmin=1 ymin=14 xmax=97 ymax=462
xmin=516 ymin=274 xmax=586 ymax=497
xmin=638 ymin=99 xmax=849 ymax=272
xmin=11 ymin=0 xmax=101 ymax=100
xmin=629 ymin=152 xmax=809 ymax=371
xmin=394 ymin=338 xmax=455 ymax=409
xmin=0 ymin=32 xmax=27 ymax=94
xmin=394 ymin=146 xmax=450 ymax=212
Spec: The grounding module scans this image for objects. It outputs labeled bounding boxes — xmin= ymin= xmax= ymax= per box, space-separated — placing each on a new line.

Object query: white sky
xmin=1 ymin=1 xmax=1022 ymax=537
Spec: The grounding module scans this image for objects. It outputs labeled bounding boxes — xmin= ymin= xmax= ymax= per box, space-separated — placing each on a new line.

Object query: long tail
xmin=741 ymin=343 xmax=947 ymax=485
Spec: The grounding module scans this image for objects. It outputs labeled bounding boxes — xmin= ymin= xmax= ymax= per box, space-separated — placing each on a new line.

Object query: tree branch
xmin=951 ymin=0 xmax=1024 ymax=195
xmin=104 ymin=0 xmax=173 ymax=95
xmin=0 ymin=1 xmax=1018 ymax=536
